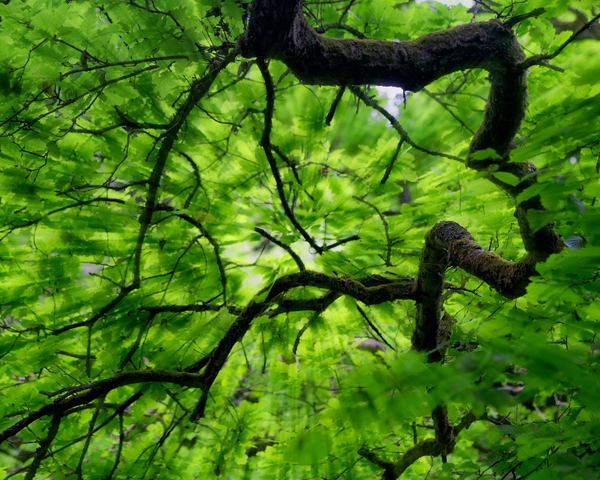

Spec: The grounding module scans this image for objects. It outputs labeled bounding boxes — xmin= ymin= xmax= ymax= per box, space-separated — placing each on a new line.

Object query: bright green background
xmin=1 ymin=0 xmax=599 ymax=479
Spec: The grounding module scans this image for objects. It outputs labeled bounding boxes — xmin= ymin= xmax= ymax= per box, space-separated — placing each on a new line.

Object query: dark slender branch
xmin=52 ymin=37 xmax=103 ymax=63
xmin=104 ymin=412 xmax=124 ymax=480
xmin=0 ymin=370 xmax=201 ymax=444
xmin=141 ymin=285 xmax=400 ymax=323
xmin=74 ymin=394 xmax=106 ymax=479
xmin=339 ymin=0 xmax=357 ymax=23
xmin=256 ymin=59 xmax=324 ymax=254
xmin=51 ymin=285 xmax=137 ymax=335
xmin=141 ymin=304 xmax=242 ymax=316
xmin=59 ymin=55 xmax=190 ymax=80
xmin=132 ymin=48 xmax=238 ymax=288
xmin=113 ymin=106 xmax=171 ymax=130
xmin=183 ymin=349 xmax=215 ymax=374
xmin=325 ymin=86 xmax=346 ymax=126
xmin=255 ymin=227 xmax=306 ymax=271
xmin=357 ymin=446 xmax=394 ymax=472
xmin=0 ymin=198 xmax=126 ymax=240
xmin=350 ymin=86 xmax=463 ymax=162
xmin=119 ymin=313 xmax=157 ymax=371
xmin=272 ymin=144 xmax=302 ymax=184
xmin=63 ymin=123 xmax=127 ymax=135
xmin=322 ymin=234 xmax=360 ymax=251
xmin=355 ymin=305 xmax=396 ymax=352
xmin=292 ymin=293 xmax=340 ymax=354
xmin=380 ymin=139 xmax=403 ymax=185
xmin=189 ymin=270 xmax=417 ymax=421
xmin=3 ymin=65 xmax=158 ymax=137
xmin=178 ymin=151 xmax=204 ymax=209
xmin=23 ymin=414 xmax=62 ymax=480
xmin=57 ymin=350 xmax=96 ymax=360
xmin=175 ymin=214 xmax=227 ymax=304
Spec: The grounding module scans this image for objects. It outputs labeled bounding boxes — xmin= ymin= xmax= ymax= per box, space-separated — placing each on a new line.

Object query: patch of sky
xmin=375 ymin=0 xmax=474 ymax=122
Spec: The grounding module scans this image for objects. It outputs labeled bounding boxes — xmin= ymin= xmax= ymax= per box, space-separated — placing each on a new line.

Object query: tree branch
xmin=353 ymin=196 xmax=392 ymax=267
xmin=256 ymin=58 xmax=324 ymax=254
xmin=518 ymin=12 xmax=600 ymax=70
xmin=350 ymin=86 xmax=464 ymax=163
xmin=132 ymin=48 xmax=238 ymax=286
xmin=255 ymin=227 xmax=306 ymax=271
xmin=0 ymin=370 xmax=202 ymax=444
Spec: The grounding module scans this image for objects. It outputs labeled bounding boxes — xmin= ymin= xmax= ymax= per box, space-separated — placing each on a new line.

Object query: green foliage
xmin=1 ymin=0 xmax=599 ymax=479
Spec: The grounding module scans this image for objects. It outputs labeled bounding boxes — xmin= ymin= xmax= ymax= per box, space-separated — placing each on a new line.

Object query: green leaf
xmin=470 ymin=148 xmax=503 ymax=160
xmin=493 ymin=171 xmax=520 ymax=186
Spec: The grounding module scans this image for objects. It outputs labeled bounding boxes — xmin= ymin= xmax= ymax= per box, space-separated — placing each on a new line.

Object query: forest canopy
xmin=0 ymin=0 xmax=599 ymax=479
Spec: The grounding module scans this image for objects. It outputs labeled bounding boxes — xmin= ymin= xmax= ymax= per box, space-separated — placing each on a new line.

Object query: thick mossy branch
xmin=242 ymin=0 xmax=562 ymax=263
xmin=243 ymin=0 xmax=526 ymax=158
xmin=413 ymin=221 xmax=535 ymax=362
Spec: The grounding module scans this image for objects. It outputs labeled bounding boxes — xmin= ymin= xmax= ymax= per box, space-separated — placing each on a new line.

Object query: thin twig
xmin=350 ymin=86 xmax=463 ymax=163
xmin=518 ymin=12 xmax=600 ymax=70
xmin=423 ymin=89 xmax=475 ymax=134
xmin=176 ymin=214 xmax=227 ymax=305
xmin=355 ymin=305 xmax=396 ymax=352
xmin=326 ymin=86 xmax=346 ymax=126
xmin=322 ymin=235 xmax=360 ymax=251
xmin=272 ymin=144 xmax=302 ymax=184
xmin=315 ymin=22 xmax=366 ymax=39
xmin=59 ymin=55 xmax=190 ymax=79
xmin=255 ymin=227 xmax=306 ymax=271
xmin=257 ymin=59 xmax=324 ymax=254
xmin=353 ymin=196 xmax=392 ymax=266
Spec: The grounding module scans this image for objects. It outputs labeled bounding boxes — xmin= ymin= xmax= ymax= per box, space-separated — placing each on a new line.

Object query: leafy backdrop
xmin=0 ymin=0 xmax=599 ymax=479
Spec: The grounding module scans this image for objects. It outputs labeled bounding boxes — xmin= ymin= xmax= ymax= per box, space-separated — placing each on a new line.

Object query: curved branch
xmin=132 ymin=48 xmax=238 ymax=286
xmin=503 ymin=7 xmax=546 ymax=28
xmin=413 ymin=220 xmax=536 ymax=363
xmin=255 ymin=226 xmax=306 ymax=271
xmin=350 ymin=86 xmax=464 ymax=163
xmin=176 ymin=213 xmax=228 ymax=304
xmin=242 ymin=3 xmax=526 ymax=157
xmin=0 ymin=370 xmax=202 ymax=444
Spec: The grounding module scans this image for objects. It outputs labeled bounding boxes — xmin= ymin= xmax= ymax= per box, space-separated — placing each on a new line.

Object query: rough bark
xmin=240 ymin=0 xmax=565 ymax=472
